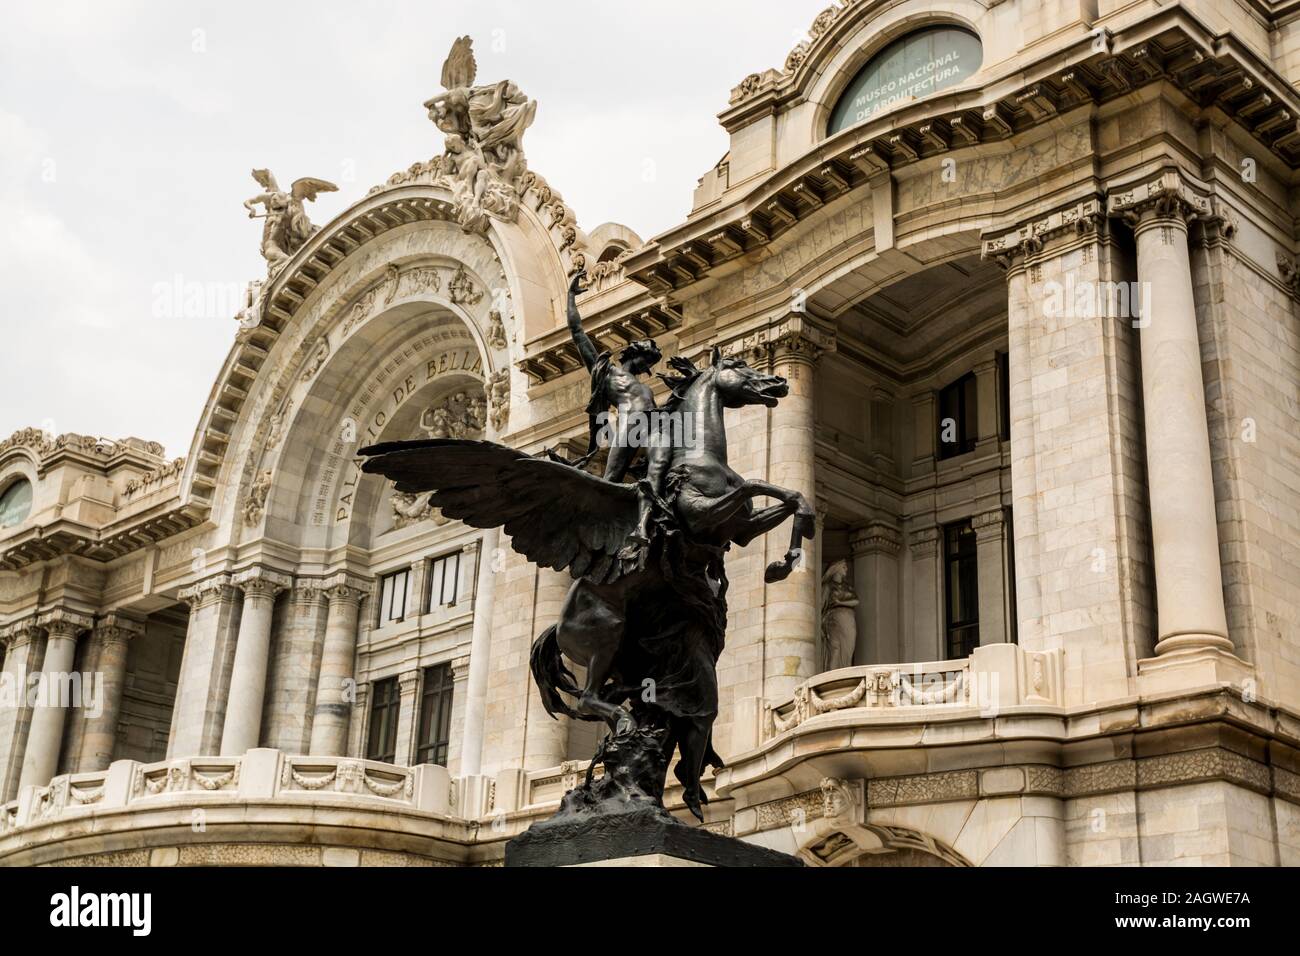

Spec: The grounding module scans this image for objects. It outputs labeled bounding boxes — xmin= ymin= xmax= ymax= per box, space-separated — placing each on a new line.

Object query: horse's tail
xmin=529 ymin=624 xmax=581 ymax=720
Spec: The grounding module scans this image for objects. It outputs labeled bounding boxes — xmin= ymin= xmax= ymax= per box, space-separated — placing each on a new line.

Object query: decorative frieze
xmin=869 ymin=770 xmax=979 ymax=808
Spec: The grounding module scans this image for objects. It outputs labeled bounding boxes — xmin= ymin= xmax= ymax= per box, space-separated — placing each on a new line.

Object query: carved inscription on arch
xmin=311 ymin=339 xmax=483 ymax=526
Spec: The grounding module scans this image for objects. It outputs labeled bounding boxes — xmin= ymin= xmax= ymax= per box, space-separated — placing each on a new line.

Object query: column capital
xmin=232 ymin=567 xmax=291 ymax=600
xmin=715 ymin=313 xmax=836 ymax=368
xmin=850 ymin=522 xmax=902 ymax=556
xmin=450 ymin=655 xmax=472 ymax=682
xmin=980 ymin=196 xmax=1107 ymax=271
xmin=321 ymin=572 xmax=372 ymax=606
xmin=907 ymin=525 xmax=941 ymax=556
xmin=178 ymin=574 xmax=234 ymax=610
xmin=92 ymin=613 xmax=145 ymax=646
xmin=1106 ymin=168 xmax=1213 ymax=231
xmin=970 ymin=509 xmax=1006 ymax=535
xmin=288 ymin=579 xmax=326 ymax=608
xmin=35 ymin=608 xmax=93 ymax=639
xmin=397 ymin=670 xmax=420 ymax=695
xmin=0 ymin=617 xmax=42 ymax=650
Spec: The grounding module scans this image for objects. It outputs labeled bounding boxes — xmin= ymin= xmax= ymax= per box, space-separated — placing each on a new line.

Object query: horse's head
xmin=708 ymin=346 xmax=789 ymax=408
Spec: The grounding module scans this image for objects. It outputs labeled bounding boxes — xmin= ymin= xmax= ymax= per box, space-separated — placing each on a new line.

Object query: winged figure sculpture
xmin=361 ymin=345 xmax=814 ymax=823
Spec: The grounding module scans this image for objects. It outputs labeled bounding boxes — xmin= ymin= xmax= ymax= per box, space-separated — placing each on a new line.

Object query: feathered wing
xmin=440 ymin=35 xmax=476 ymax=90
xmin=291 ymin=177 xmax=338 ymax=202
xmin=360 ymin=438 xmax=639 ymax=583
xmin=251 ymin=168 xmax=280 ymax=191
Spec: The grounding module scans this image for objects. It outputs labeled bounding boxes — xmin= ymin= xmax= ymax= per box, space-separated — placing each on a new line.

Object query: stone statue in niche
xmin=426 ymin=36 xmax=537 ymax=233
xmin=486 ymin=310 xmax=508 ymax=350
xmin=243 ymin=169 xmax=338 ymax=270
xmin=820 ymin=559 xmax=859 ymax=672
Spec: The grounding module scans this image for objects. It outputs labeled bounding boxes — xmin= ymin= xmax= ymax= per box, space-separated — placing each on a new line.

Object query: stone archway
xmin=798 ymin=821 xmax=972 ymax=867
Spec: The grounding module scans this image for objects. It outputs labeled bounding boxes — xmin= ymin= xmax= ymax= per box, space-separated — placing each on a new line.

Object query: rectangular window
xmin=997 ymin=351 xmax=1011 ymax=442
xmin=426 ymin=551 xmax=461 ymax=610
xmin=415 ymin=663 xmax=455 ymax=766
xmin=944 ymin=520 xmax=979 ymax=659
xmin=378 ymin=568 xmax=410 ymax=623
xmin=366 ymin=676 xmax=400 ymax=763
xmin=936 ymin=372 xmax=978 ymax=459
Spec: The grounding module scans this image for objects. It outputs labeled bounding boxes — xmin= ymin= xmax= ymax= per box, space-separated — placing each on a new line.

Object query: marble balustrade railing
xmin=735 ymin=642 xmax=1065 ymax=750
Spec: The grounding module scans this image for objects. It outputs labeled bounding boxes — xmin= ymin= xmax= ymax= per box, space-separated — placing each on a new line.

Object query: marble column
xmin=850 ymin=522 xmax=903 ymax=665
xmin=1112 ymin=175 xmax=1232 ymax=661
xmin=19 ymin=610 xmax=92 ymax=789
xmin=308 ymin=576 xmax=367 ymax=756
xmin=972 ymin=509 xmax=1010 ymax=646
xmin=523 ymin=566 xmax=570 ymax=769
xmin=0 ymin=621 xmax=45 ymax=802
xmin=76 ymin=614 xmax=145 ymax=772
xmin=392 ymin=669 xmax=420 ymax=766
xmin=219 ymin=569 xmax=289 ymax=756
xmin=907 ymin=526 xmax=941 ymax=661
xmin=168 ymin=575 xmax=240 ymax=758
xmin=459 ymin=531 xmax=498 ymax=776
xmin=763 ymin=325 xmax=832 ymax=701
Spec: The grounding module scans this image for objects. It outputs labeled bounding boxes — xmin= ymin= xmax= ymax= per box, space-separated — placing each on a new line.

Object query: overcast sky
xmin=0 ymin=0 xmax=829 ymax=457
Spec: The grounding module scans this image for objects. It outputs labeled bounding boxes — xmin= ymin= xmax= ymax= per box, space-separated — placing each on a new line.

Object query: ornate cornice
xmin=631 ymin=11 xmax=1300 ymax=296
xmin=517 ymin=301 xmax=683 ymax=386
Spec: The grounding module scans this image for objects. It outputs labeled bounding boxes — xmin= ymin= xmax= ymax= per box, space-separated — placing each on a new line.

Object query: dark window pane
xmin=415 ymin=664 xmax=455 ymax=767
xmin=944 ymin=520 xmax=979 ymax=659
xmin=366 ymin=677 xmax=400 ymax=763
xmin=937 ymin=372 xmax=978 ymax=460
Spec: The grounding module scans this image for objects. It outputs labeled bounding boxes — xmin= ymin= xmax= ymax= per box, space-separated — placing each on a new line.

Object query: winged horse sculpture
xmin=360 ymin=347 xmax=814 ymax=819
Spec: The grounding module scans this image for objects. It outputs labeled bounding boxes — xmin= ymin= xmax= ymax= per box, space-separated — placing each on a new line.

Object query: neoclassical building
xmin=1 ymin=0 xmax=1298 ymax=867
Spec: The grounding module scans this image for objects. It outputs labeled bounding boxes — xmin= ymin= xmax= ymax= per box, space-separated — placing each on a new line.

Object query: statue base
xmin=504 ymin=804 xmax=803 ymax=868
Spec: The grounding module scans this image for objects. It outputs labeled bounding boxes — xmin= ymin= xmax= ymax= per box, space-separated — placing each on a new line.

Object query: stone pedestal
xmin=506 ymin=806 xmax=803 ymax=868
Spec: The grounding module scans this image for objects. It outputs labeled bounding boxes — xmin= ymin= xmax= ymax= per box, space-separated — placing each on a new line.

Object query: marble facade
xmin=1 ymin=0 xmax=1299 ymax=866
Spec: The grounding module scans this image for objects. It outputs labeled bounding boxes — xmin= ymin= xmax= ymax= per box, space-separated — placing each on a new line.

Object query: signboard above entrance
xmin=827 ymin=26 xmax=982 ymax=135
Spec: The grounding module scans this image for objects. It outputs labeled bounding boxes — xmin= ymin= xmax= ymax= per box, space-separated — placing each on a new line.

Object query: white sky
xmin=0 ymin=0 xmax=829 ymax=457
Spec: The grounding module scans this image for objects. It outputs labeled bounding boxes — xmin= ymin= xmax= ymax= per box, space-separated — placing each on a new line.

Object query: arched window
xmin=827 ymin=26 xmax=982 ymax=136
xmin=0 ymin=478 xmax=32 ymax=528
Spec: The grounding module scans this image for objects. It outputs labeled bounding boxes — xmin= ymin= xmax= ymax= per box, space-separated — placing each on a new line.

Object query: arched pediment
xmin=184 ymin=182 xmax=561 ymax=551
